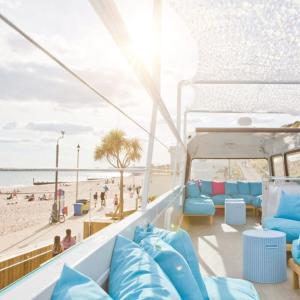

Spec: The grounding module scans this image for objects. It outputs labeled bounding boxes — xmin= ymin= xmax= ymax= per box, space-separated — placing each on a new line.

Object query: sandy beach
xmin=0 ymin=174 xmax=143 ymax=258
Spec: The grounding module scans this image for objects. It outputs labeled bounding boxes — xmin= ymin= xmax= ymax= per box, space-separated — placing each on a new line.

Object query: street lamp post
xmin=54 ymin=131 xmax=64 ymax=220
xmin=75 ymin=144 xmax=80 ymax=203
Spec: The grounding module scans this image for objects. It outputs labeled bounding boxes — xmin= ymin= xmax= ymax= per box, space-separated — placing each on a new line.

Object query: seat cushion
xmin=204 ymin=276 xmax=260 ymax=300
xmin=212 ymin=181 xmax=225 ymax=195
xmin=238 ymin=181 xmax=250 ymax=194
xmin=187 ymin=181 xmax=201 ymax=198
xmin=262 ymin=216 xmax=300 ymax=243
xmin=140 ymin=236 xmax=204 ymax=300
xmin=201 ymin=180 xmax=212 ymax=195
xmin=233 ymin=194 xmax=255 ymax=204
xmin=249 ymin=182 xmax=262 ymax=196
xmin=225 ymin=182 xmax=238 ymax=195
xmin=134 ymin=225 xmax=209 ymax=300
xmin=212 ymin=194 xmax=231 ymax=205
xmin=51 ymin=264 xmax=112 ymax=300
xmin=275 ymin=191 xmax=300 ymax=221
xmin=184 ymin=197 xmax=215 ymax=216
xmin=109 ymin=235 xmax=181 ymax=300
xmin=252 ymin=196 xmax=262 ymax=208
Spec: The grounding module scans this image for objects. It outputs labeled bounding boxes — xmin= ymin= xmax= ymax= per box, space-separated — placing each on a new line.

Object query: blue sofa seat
xmin=204 ymin=276 xmax=260 ymax=300
xmin=262 ymin=216 xmax=300 ymax=243
xmin=184 ymin=197 xmax=215 ymax=216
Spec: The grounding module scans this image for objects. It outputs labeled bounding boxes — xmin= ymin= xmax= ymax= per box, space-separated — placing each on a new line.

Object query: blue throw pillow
xmin=276 ymin=191 xmax=300 ymax=221
xmin=134 ymin=225 xmax=209 ymax=300
xmin=249 ymin=182 xmax=262 ymax=196
xmin=225 ymin=182 xmax=238 ymax=195
xmin=292 ymin=238 xmax=300 ymax=265
xmin=187 ymin=181 xmax=201 ymax=197
xmin=51 ymin=264 xmax=112 ymax=300
xmin=201 ymin=181 xmax=212 ymax=195
xmin=238 ymin=181 xmax=250 ymax=194
xmin=109 ymin=235 xmax=181 ymax=300
xmin=140 ymin=236 xmax=204 ymax=300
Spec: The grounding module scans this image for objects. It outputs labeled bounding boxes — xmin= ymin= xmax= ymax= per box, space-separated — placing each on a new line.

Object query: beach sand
xmin=0 ymin=174 xmax=143 ymax=258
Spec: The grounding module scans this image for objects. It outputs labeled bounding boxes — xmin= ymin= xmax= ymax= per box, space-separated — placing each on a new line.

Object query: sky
xmin=0 ymin=0 xmax=299 ymax=169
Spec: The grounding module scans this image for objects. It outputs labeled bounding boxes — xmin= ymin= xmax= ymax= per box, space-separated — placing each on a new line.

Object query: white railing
xmin=0 ymin=185 xmax=184 ymax=300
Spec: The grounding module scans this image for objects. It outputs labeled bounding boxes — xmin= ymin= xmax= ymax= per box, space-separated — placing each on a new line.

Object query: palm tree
xmin=94 ymin=129 xmax=142 ymax=218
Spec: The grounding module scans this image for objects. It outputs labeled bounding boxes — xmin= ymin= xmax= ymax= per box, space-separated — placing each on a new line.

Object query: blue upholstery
xmin=109 ymin=235 xmax=181 ymax=300
xmin=276 ymin=191 xmax=300 ymax=221
xmin=262 ymin=216 xmax=300 ymax=243
xmin=233 ymin=194 xmax=255 ymax=204
xmin=212 ymin=194 xmax=230 ymax=205
xmin=187 ymin=181 xmax=201 ymax=197
xmin=201 ymin=180 xmax=212 ymax=195
xmin=292 ymin=238 xmax=300 ymax=265
xmin=249 ymin=182 xmax=262 ymax=196
xmin=225 ymin=182 xmax=238 ymax=195
xmin=238 ymin=181 xmax=250 ymax=194
xmin=204 ymin=276 xmax=260 ymax=300
xmin=51 ymin=264 xmax=112 ymax=300
xmin=134 ymin=225 xmax=209 ymax=300
xmin=140 ymin=236 xmax=204 ymax=300
xmin=252 ymin=196 xmax=262 ymax=208
xmin=184 ymin=197 xmax=215 ymax=215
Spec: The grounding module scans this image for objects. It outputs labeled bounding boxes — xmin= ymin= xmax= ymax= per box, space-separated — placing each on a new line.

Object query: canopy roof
xmin=169 ymin=0 xmax=300 ymax=114
xmin=187 ymin=128 xmax=300 ymax=158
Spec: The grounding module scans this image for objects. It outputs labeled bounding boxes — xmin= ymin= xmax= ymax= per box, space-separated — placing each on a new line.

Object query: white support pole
xmin=141 ymin=0 xmax=161 ymax=210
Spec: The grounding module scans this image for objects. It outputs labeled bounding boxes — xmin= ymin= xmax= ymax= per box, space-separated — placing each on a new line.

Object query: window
xmin=190 ymin=159 xmax=268 ymax=181
xmin=271 ymin=155 xmax=285 ymax=177
xmin=286 ymin=151 xmax=300 ymax=177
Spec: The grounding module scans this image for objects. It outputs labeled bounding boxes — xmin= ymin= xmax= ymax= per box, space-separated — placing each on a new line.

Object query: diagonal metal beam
xmin=89 ymin=0 xmax=185 ymax=149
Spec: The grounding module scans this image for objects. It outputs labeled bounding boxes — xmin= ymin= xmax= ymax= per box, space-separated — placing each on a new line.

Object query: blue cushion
xmin=187 ymin=181 xmax=201 ymax=197
xmin=140 ymin=236 xmax=204 ymax=300
xmin=249 ymin=182 xmax=262 ymax=196
xmin=276 ymin=191 xmax=300 ymax=221
xmin=292 ymin=238 xmax=300 ymax=265
xmin=134 ymin=225 xmax=209 ymax=300
xmin=51 ymin=264 xmax=112 ymax=300
xmin=109 ymin=235 xmax=181 ymax=300
xmin=262 ymin=216 xmax=300 ymax=243
xmin=225 ymin=182 xmax=238 ymax=195
xmin=201 ymin=181 xmax=212 ymax=195
xmin=238 ymin=181 xmax=250 ymax=194
xmin=252 ymin=196 xmax=262 ymax=208
xmin=233 ymin=194 xmax=255 ymax=204
xmin=184 ymin=197 xmax=215 ymax=216
xmin=204 ymin=276 xmax=260 ymax=300
xmin=212 ymin=194 xmax=230 ymax=205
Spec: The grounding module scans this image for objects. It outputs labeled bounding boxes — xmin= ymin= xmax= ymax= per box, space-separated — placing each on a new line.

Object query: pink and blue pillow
xmin=212 ymin=181 xmax=225 ymax=195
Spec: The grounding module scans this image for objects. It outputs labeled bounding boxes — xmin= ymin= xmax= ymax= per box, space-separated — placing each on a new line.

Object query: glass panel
xmin=191 ymin=159 xmax=268 ymax=181
xmin=272 ymin=155 xmax=285 ymax=177
xmin=286 ymin=151 xmax=300 ymax=177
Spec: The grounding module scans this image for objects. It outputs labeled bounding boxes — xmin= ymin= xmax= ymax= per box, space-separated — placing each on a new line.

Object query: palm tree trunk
xmin=119 ymin=170 xmax=124 ymax=217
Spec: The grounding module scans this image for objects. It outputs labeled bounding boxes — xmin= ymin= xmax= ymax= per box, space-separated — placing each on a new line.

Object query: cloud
xmin=2 ymin=122 xmax=17 ymax=130
xmin=0 ymin=138 xmax=32 ymax=143
xmin=25 ymin=122 xmax=93 ymax=135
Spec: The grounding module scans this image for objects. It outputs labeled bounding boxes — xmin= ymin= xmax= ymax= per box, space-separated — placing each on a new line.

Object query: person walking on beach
xmin=62 ymin=229 xmax=76 ymax=250
xmin=100 ymin=190 xmax=106 ymax=207
xmin=52 ymin=235 xmax=63 ymax=257
xmin=93 ymin=192 xmax=98 ymax=208
xmin=114 ymin=194 xmax=119 ymax=210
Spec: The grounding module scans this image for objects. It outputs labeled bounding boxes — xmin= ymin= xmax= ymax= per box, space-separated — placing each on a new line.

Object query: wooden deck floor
xmin=182 ymin=215 xmax=300 ymax=300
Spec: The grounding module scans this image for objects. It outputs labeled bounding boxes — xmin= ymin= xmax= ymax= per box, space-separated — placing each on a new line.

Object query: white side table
xmin=243 ymin=229 xmax=287 ymax=283
xmin=225 ymin=198 xmax=246 ymax=225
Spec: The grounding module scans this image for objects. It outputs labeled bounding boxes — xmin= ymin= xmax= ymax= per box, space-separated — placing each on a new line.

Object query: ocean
xmin=0 ymin=171 xmax=121 ymax=188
